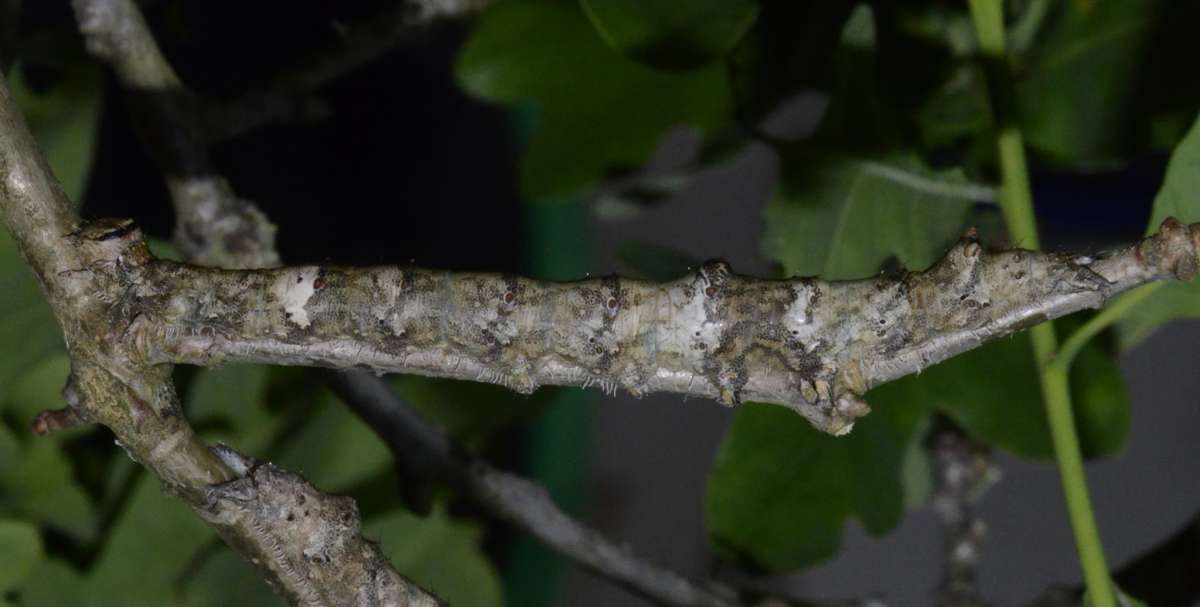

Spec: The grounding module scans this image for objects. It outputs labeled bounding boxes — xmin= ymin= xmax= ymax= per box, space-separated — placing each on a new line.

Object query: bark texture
xmin=0 ymin=68 xmax=440 ymax=606
xmin=67 ymin=0 xmax=750 ymax=604
xmin=127 ymin=221 xmax=1200 ymax=435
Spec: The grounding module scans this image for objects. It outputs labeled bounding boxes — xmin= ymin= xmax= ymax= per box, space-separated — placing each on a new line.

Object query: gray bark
xmin=0 ymin=59 xmax=441 ymax=607
xmin=129 ymin=222 xmax=1199 ymax=436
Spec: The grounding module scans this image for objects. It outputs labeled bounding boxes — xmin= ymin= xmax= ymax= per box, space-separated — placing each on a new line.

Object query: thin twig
xmin=326 ymin=369 xmax=744 ymax=607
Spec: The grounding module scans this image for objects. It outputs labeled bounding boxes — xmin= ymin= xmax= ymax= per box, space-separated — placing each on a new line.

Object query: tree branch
xmin=129 ymin=221 xmax=1199 ymax=435
xmin=60 ymin=3 xmax=1200 ymax=605
xmin=326 ymin=369 xmax=744 ymax=607
xmin=72 ymin=0 xmax=279 ymax=268
xmin=70 ymin=1 xmax=766 ymax=605
xmin=0 ymin=51 xmax=440 ymax=607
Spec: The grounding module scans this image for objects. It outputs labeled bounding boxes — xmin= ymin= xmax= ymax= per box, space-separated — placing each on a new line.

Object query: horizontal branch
xmin=71 ymin=1 xmax=757 ymax=603
xmin=129 ymin=220 xmax=1199 ymax=435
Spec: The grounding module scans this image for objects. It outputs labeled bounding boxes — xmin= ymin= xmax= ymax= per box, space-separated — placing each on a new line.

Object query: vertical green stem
xmin=967 ymin=2 xmax=1115 ymax=606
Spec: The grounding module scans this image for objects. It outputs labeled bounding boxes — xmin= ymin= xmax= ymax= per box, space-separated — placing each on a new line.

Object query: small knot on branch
xmin=1140 ymin=217 xmax=1200 ymax=281
xmin=30 ymin=407 xmax=87 ymax=436
xmin=70 ymin=217 xmax=153 ymax=268
xmin=32 ymin=376 xmax=92 ymax=436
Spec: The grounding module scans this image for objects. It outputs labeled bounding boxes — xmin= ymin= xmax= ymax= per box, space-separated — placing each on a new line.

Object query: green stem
xmin=967 ymin=2 xmax=1116 ymax=606
xmin=1038 ymin=366 xmax=1113 ymax=607
xmin=1052 ymin=284 xmax=1163 ymax=373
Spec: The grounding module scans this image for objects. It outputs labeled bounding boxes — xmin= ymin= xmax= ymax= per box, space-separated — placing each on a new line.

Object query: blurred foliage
xmin=616 ymin=240 xmax=699 ymax=281
xmin=763 ymin=152 xmax=974 ymax=280
xmin=0 ymin=33 xmax=506 ymax=607
xmin=1117 ymin=113 xmax=1200 ymax=347
xmin=392 ymin=376 xmax=554 ymax=455
xmin=1 ymin=0 xmax=1199 ymax=601
xmin=1016 ymin=0 xmax=1200 ymax=168
xmin=580 ymin=0 xmax=758 ymax=70
xmin=455 ymin=0 xmax=731 ymax=200
xmin=706 ymin=401 xmax=912 ymax=570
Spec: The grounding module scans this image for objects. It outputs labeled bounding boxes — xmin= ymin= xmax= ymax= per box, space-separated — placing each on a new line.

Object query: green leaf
xmin=0 ymin=228 xmax=62 ymax=407
xmin=913 ymin=63 xmax=992 ymax=149
xmin=5 ymin=355 xmax=87 ymax=442
xmin=1117 ymin=112 xmax=1200 ymax=348
xmin=0 ymin=518 xmax=42 ymax=594
xmin=1014 ymin=1 xmax=1200 ymax=167
xmin=0 ymin=423 xmax=17 ymax=468
xmin=706 ymin=402 xmax=914 ymax=571
xmin=456 ymin=0 xmax=730 ymax=200
xmin=181 ymin=549 xmax=284 ymax=607
xmin=17 ymin=559 xmax=87 ymax=606
xmin=725 ymin=1 xmax=855 ymax=125
xmin=1015 ymin=0 xmax=1150 ymax=167
xmin=82 ymin=476 xmax=213 ymax=607
xmin=869 ymin=322 xmax=1129 ymax=460
xmin=187 ymin=364 xmax=276 ymax=452
xmin=579 ymin=0 xmax=758 ymax=70
xmin=0 ymin=63 xmax=102 ymax=406
xmin=1143 ymin=109 xmax=1200 ymax=227
xmin=811 ymin=5 xmax=900 ymax=151
xmin=8 ymin=63 xmax=102 ymax=202
xmin=365 ymin=506 xmax=503 ymax=607
xmin=0 ymin=439 xmax=97 ymax=541
xmin=272 ymin=391 xmax=391 ymax=491
xmin=182 ymin=505 xmax=505 ymax=607
xmin=1069 ymin=338 xmax=1130 ymax=457
xmin=616 ymin=241 xmax=699 ymax=281
xmin=391 ymin=376 xmax=553 ymax=454
xmin=0 ymin=357 xmax=97 ymax=541
xmin=899 ymin=417 xmax=934 ymax=509
xmin=764 ymin=152 xmax=975 ymax=280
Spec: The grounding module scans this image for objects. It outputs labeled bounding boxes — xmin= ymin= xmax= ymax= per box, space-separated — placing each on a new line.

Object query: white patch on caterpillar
xmin=658 ymin=280 xmax=720 ymax=359
xmin=274 ymin=267 xmax=320 ymax=329
xmin=784 ymin=282 xmax=818 ymax=349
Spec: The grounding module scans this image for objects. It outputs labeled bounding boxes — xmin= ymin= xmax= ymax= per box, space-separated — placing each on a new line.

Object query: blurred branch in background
xmin=72 ymin=0 xmax=279 ymax=268
xmin=930 ymin=425 xmax=998 ymax=607
xmin=203 ymin=0 xmax=495 ymax=142
xmin=328 ymin=369 xmax=747 ymax=607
